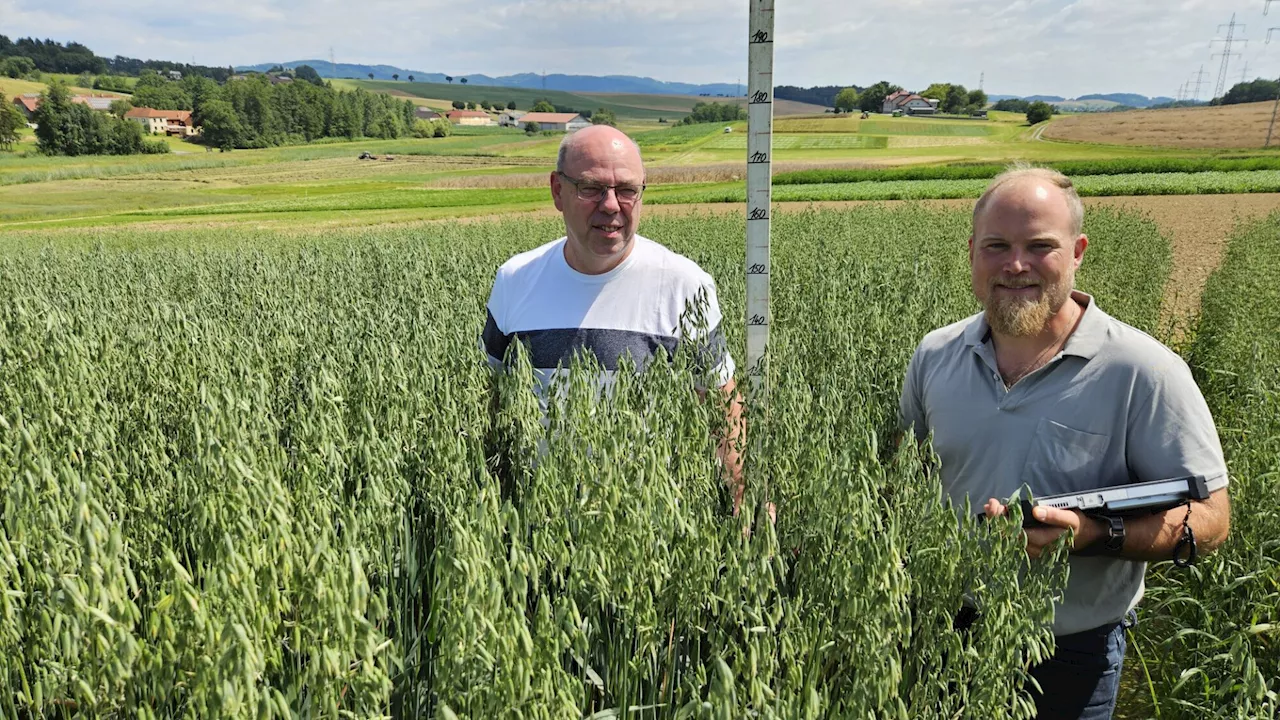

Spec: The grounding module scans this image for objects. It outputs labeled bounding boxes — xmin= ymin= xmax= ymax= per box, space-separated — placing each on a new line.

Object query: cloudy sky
xmin=3 ymin=0 xmax=1277 ymax=98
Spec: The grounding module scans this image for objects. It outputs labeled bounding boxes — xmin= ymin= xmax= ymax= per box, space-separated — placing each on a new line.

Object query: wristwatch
xmin=1100 ymin=515 xmax=1126 ymax=554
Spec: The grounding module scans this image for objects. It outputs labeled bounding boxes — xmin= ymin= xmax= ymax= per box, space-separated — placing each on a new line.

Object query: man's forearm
xmin=717 ymin=379 xmax=746 ymax=514
xmin=1085 ymin=488 xmax=1231 ymax=562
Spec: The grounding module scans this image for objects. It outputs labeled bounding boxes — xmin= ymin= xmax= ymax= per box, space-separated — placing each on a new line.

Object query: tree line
xmin=22 ymin=70 xmax=422 ymax=154
xmin=1215 ymin=79 xmax=1280 ymax=106
xmin=0 ymin=34 xmax=233 ymax=82
xmin=679 ymin=102 xmax=747 ymax=125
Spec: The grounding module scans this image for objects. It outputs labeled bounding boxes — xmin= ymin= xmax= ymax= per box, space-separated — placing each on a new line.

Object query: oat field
xmin=0 ymin=206 xmax=1273 ymax=719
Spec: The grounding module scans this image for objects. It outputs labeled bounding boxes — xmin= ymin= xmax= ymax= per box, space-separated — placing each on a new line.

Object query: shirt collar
xmin=1060 ymin=290 xmax=1106 ymax=360
xmin=964 ymin=290 xmax=1107 ymax=360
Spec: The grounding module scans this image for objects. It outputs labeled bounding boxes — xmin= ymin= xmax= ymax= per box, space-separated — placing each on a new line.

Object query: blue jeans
xmin=1028 ymin=612 xmax=1133 ymax=720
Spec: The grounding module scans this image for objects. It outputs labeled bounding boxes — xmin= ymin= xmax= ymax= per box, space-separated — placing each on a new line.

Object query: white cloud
xmin=4 ymin=0 xmax=1274 ymax=98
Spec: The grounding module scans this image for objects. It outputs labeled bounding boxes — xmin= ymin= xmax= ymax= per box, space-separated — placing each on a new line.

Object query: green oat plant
xmin=1128 ymin=212 xmax=1280 ymax=719
xmin=0 ymin=205 xmax=1173 ymax=718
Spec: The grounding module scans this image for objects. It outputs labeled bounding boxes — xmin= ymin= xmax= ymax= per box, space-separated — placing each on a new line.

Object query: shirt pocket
xmin=1021 ymin=418 xmax=1111 ymax=497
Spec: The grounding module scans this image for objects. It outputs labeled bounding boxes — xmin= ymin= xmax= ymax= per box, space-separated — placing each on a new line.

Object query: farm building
xmin=517 ymin=112 xmax=591 ymax=132
xmin=498 ymin=110 xmax=526 ymax=127
xmin=882 ymin=90 xmax=939 ymax=115
xmin=414 ymin=108 xmax=442 ymax=121
xmin=72 ymin=95 xmax=117 ymax=112
xmin=445 ymin=110 xmax=494 ymax=126
xmin=11 ymin=95 xmax=39 ymax=121
xmin=125 ymin=108 xmax=199 ymax=137
xmin=11 ymin=94 xmax=117 ymax=119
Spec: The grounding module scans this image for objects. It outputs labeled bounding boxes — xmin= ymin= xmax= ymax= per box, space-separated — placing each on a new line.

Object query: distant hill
xmin=238 ymin=61 xmax=741 ymax=97
xmin=1076 ymin=93 xmax=1174 ymax=108
xmin=991 ymin=93 xmax=1174 ymax=109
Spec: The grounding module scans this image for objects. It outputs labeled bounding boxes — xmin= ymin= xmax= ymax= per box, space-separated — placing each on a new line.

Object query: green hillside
xmin=355 ymin=80 xmax=685 ymax=121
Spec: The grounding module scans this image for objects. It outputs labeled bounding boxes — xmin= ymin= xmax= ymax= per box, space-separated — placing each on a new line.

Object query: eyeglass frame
xmin=556 ymin=171 xmax=646 ymax=205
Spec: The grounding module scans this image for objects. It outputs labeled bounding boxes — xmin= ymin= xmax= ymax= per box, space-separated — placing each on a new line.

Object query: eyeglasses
xmin=557 ymin=171 xmax=646 ymax=205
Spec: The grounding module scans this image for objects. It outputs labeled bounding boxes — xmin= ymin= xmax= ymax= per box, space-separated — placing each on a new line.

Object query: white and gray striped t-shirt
xmin=482 ymin=235 xmax=734 ymax=391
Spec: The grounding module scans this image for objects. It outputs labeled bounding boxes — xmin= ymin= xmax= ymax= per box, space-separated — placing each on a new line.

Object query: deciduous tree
xmin=1026 ymin=100 xmax=1055 ymax=125
xmin=834 ymin=87 xmax=859 ymax=114
xmin=0 ymin=95 xmax=24 ymax=149
xmin=591 ymin=108 xmax=617 ymax=126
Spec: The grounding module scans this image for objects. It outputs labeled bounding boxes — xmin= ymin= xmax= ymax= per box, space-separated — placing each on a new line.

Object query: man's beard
xmin=983 ymin=275 xmax=1072 ymax=337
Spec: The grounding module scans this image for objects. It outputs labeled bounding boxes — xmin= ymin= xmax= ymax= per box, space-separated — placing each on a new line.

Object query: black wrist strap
xmin=1173 ymin=502 xmax=1197 ymax=568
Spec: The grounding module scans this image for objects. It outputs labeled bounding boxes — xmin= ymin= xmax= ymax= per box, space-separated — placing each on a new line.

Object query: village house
xmin=516 ymin=111 xmax=591 ymax=133
xmin=414 ymin=107 xmax=442 ymax=121
xmin=445 ymin=109 xmax=494 ymax=126
xmin=881 ymin=90 xmax=939 ymax=115
xmin=498 ymin=110 xmax=526 ymax=127
xmin=124 ymin=107 xmax=199 ymax=137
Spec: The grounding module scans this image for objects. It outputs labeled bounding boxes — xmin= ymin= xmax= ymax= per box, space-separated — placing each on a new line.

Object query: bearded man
xmin=897 ymin=166 xmax=1231 ymax=720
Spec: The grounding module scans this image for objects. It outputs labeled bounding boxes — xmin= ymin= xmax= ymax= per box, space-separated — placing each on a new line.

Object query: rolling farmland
xmin=1 ymin=68 xmax=1279 ymax=719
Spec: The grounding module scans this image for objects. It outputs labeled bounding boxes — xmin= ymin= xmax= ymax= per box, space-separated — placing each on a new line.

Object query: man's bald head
xmin=973 ymin=165 xmax=1084 ymax=237
xmin=556 ymin=125 xmax=644 ymax=175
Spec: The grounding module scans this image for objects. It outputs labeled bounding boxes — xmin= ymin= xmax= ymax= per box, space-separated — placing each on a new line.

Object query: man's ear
xmin=550 ymin=171 xmax=564 ymax=212
xmin=1075 ymin=234 xmax=1088 ymax=267
xmin=968 ymin=234 xmax=976 ymax=265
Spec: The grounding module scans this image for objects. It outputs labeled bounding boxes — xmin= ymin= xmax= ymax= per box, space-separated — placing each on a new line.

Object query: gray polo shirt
xmin=899 ymin=291 xmax=1228 ymax=636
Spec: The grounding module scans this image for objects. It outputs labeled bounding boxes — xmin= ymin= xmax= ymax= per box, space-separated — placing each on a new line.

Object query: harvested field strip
xmin=1042 ymin=101 xmax=1280 ymax=149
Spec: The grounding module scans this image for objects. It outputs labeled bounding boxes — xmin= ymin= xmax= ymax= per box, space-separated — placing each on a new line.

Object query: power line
xmin=1209 ymin=13 xmax=1247 ymax=100
xmin=1268 ymin=0 xmax=1277 ymax=15
xmin=1189 ymin=65 xmax=1210 ymax=101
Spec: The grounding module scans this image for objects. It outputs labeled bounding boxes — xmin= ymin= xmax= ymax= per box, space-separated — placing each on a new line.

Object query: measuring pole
xmin=746 ymin=0 xmax=774 ymax=403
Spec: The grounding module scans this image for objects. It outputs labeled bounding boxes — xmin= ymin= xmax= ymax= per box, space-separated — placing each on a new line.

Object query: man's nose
xmin=1004 ymin=247 xmax=1031 ymax=273
xmin=597 ymin=187 xmax=622 ymax=212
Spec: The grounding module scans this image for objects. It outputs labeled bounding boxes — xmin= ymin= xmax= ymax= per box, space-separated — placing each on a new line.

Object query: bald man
xmin=898 ymin=166 xmax=1230 ymax=719
xmin=482 ymin=126 xmax=746 ymax=511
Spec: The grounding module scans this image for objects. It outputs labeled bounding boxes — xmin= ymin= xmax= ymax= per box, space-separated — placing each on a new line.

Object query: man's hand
xmin=983 ymin=498 xmax=1103 ymax=559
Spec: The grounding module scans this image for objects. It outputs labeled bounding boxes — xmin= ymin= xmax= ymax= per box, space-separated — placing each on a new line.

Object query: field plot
xmin=0 ymin=206 xmax=1192 ymax=719
xmin=704 ymin=133 xmax=888 ymax=150
xmin=859 ymin=120 xmax=994 ymax=137
xmin=1123 ymin=212 xmax=1280 ymax=719
xmin=1043 ymin=101 xmax=1280 ymax=149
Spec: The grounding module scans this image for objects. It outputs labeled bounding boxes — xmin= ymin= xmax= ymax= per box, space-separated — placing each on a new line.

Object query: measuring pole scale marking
xmin=745 ymin=0 xmax=774 ymax=404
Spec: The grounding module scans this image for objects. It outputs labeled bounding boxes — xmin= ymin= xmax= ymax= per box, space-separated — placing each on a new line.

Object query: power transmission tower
xmin=1267 ymin=28 xmax=1280 ymax=45
xmin=329 ymin=47 xmax=336 ymax=78
xmin=1210 ymin=14 xmax=1247 ymax=100
xmin=1240 ymin=60 xmax=1251 ymax=85
xmin=979 ymin=71 xmax=985 ymax=92
xmin=1189 ymin=65 xmax=1210 ymax=101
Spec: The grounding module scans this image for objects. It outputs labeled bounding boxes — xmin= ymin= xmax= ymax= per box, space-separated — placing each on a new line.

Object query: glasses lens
xmin=577 ymin=184 xmax=605 ymax=201
xmin=615 ymin=187 xmax=641 ymax=202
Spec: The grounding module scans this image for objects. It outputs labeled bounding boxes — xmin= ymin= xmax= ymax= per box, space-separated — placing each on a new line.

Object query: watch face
xmin=1106 ymin=517 xmax=1125 ymax=551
